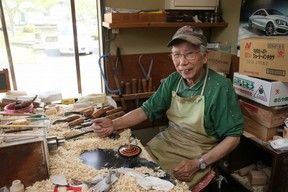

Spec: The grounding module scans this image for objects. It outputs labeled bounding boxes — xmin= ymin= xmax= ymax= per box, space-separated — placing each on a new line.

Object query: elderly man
xmin=92 ymin=26 xmax=244 ymax=190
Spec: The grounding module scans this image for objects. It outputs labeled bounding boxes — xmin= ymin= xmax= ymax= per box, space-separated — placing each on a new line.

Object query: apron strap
xmin=176 ymin=67 xmax=209 ymax=96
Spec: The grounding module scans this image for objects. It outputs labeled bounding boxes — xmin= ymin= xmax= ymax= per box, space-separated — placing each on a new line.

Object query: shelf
xmin=110 ymin=92 xmax=154 ymax=101
xmin=103 ymin=21 xmax=228 ymax=29
xmin=219 ymin=135 xmax=288 ymax=192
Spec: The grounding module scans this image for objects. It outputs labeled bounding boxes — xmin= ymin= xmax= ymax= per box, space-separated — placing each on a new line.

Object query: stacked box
xmin=243 ymin=116 xmax=281 ymax=141
xmin=239 ymin=36 xmax=288 ymax=82
xmin=233 ymin=72 xmax=288 ymax=107
xmin=239 ymin=98 xmax=288 ymax=141
xmin=239 ymin=98 xmax=288 ymax=128
xmin=207 ymin=50 xmax=232 ymax=75
xmin=236 ymin=37 xmax=288 ymax=140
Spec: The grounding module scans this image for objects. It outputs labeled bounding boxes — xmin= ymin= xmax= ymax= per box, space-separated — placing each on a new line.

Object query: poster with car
xmin=238 ymin=0 xmax=288 ymax=47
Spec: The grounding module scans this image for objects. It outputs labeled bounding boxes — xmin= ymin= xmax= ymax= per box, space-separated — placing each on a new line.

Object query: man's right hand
xmin=91 ymin=117 xmax=114 ymax=138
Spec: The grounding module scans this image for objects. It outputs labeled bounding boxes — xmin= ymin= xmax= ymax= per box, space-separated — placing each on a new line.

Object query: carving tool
xmin=138 ymin=54 xmax=153 ymax=92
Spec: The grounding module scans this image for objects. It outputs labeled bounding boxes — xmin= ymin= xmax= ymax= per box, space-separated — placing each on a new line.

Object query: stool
xmin=192 ymin=170 xmax=217 ymax=192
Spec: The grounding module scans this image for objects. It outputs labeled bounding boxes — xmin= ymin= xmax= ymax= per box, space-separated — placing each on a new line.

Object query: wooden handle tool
xmin=148 ymin=77 xmax=153 ymax=92
xmin=106 ymin=111 xmax=125 ymax=120
xmin=91 ymin=108 xmax=106 ymax=118
xmin=142 ymin=78 xmax=147 ymax=92
xmin=78 ymin=106 xmax=94 ymax=113
xmin=68 ymin=117 xmax=85 ymax=127
xmin=137 ymin=78 xmax=142 ymax=93
xmin=52 ymin=115 xmax=81 ymax=125
xmin=132 ymin=78 xmax=138 ymax=94
xmin=120 ymin=81 xmax=125 ymax=94
xmin=81 ymin=108 xmax=94 ymax=117
xmin=125 ymin=82 xmax=131 ymax=94
xmin=64 ymin=129 xmax=94 ymax=140
xmin=105 ymin=107 xmax=124 ymax=115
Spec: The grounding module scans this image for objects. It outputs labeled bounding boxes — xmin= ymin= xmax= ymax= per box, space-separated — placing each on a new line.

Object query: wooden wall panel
xmin=104 ymin=52 xmax=175 ymax=94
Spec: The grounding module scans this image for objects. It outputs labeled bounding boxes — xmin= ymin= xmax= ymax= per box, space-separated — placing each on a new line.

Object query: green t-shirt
xmin=141 ymin=68 xmax=244 ymax=141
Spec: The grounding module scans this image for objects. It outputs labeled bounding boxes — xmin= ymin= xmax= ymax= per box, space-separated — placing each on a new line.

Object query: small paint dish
xmin=4 ymin=102 xmax=33 ymax=114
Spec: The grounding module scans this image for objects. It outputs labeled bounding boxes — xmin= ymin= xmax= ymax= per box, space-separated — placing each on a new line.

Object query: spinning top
xmin=118 ymin=144 xmax=142 ymax=158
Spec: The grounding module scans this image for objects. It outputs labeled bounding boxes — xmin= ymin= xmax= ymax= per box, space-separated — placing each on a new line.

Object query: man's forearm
xmin=202 ymin=136 xmax=241 ymax=166
xmin=112 ymin=108 xmax=148 ymax=131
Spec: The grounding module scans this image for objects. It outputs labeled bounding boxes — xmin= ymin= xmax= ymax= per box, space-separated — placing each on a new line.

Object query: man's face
xmin=171 ymin=42 xmax=208 ymax=86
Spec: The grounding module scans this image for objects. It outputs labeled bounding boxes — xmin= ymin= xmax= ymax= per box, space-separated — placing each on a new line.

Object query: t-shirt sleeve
xmin=205 ymin=78 xmax=244 ymax=140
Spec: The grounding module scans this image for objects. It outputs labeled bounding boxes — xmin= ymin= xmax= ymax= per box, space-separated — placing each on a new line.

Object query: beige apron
xmin=147 ymin=69 xmax=218 ymax=189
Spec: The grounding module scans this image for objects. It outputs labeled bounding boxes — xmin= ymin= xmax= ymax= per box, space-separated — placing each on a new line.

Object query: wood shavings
xmin=25 ymin=179 xmax=54 ymax=192
xmin=24 ymin=106 xmax=190 ymax=192
xmin=62 ymin=129 xmax=82 ymax=138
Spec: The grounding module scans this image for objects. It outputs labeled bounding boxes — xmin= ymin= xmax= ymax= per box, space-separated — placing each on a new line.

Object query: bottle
xmin=9 ymin=180 xmax=24 ymax=192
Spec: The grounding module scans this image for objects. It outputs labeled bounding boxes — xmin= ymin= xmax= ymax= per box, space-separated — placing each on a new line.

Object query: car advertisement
xmin=238 ymin=0 xmax=288 ymax=47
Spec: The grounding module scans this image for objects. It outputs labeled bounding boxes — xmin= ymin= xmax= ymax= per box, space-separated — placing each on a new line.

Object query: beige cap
xmin=167 ymin=25 xmax=207 ymax=47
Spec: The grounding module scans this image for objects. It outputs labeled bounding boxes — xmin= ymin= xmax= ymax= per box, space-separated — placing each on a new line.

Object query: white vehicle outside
xmin=58 ymin=25 xmax=94 ymax=55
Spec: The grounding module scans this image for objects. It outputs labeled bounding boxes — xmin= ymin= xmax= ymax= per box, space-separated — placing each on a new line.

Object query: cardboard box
xmin=207 ymin=50 xmax=232 ymax=74
xmin=239 ymin=36 xmax=288 ymax=82
xmin=233 ymin=72 xmax=288 ymax=107
xmin=104 ymin=13 xmax=166 ymax=23
xmin=244 ymin=116 xmax=282 ymax=141
xmin=239 ymin=98 xmax=288 ymax=128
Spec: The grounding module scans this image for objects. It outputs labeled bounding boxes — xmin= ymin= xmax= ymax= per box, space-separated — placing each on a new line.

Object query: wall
xmin=104 ymin=0 xmax=242 ymax=55
xmin=211 ymin=0 xmax=241 ymax=54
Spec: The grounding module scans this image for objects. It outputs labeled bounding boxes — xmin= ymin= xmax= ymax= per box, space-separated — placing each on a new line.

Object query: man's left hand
xmin=173 ymin=159 xmax=199 ymax=181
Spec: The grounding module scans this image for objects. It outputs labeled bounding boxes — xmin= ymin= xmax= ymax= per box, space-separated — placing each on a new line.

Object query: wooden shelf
xmin=103 ymin=21 xmax=228 ymax=29
xmin=110 ymin=92 xmax=154 ymax=101
xmin=218 ymin=135 xmax=288 ymax=192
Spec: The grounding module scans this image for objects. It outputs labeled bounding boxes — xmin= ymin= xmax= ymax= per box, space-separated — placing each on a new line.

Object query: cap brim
xmin=167 ymin=35 xmax=206 ymax=47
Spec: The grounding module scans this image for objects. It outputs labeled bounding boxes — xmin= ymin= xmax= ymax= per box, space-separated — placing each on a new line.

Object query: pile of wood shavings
xmin=26 ymin=129 xmax=189 ymax=192
xmin=24 ymin=105 xmax=190 ymax=192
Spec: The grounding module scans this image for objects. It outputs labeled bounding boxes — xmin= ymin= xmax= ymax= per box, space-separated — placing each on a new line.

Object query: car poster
xmin=238 ymin=0 xmax=288 ymax=48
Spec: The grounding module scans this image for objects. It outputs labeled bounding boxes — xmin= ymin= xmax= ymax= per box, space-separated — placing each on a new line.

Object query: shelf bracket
xmin=112 ymin=28 xmax=119 ymax=34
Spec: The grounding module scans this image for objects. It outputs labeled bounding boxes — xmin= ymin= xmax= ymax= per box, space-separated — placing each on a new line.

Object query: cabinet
xmin=218 ymin=135 xmax=288 ymax=192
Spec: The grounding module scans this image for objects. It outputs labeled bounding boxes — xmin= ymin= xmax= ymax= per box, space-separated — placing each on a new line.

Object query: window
xmin=0 ymin=0 xmax=102 ymax=99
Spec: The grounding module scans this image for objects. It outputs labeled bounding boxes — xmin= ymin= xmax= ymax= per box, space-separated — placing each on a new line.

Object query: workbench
xmin=0 ymin=105 xmax=190 ymax=191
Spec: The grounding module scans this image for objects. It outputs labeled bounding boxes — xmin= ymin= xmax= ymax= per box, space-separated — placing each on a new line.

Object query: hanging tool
xmin=115 ymin=47 xmax=124 ymax=75
xmin=137 ymin=78 xmax=142 ymax=93
xmin=131 ymin=78 xmax=138 ymax=94
xmin=98 ymin=53 xmax=127 ymax=110
xmin=109 ymin=55 xmax=127 ymax=110
xmin=125 ymin=82 xmax=131 ymax=94
xmin=98 ymin=53 xmax=121 ymax=94
xmin=138 ymin=55 xmax=153 ymax=92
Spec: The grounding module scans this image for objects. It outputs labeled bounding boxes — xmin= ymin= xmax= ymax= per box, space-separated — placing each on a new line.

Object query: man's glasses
xmin=169 ymin=51 xmax=201 ymax=61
